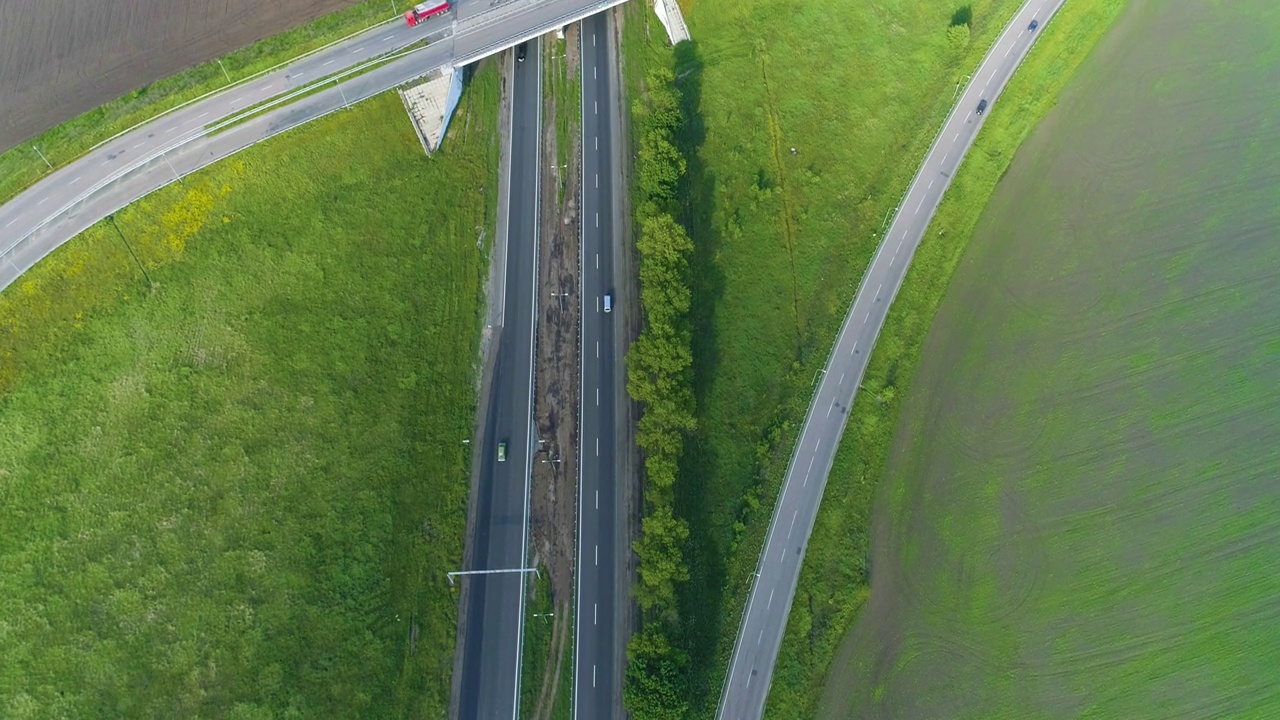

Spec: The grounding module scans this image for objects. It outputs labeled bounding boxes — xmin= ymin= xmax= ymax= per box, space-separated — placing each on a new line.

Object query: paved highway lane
xmin=0 ymin=0 xmax=632 ymax=293
xmin=456 ymin=40 xmax=541 ymax=720
xmin=574 ymin=12 xmax=626 ymax=719
xmin=716 ymin=1 xmax=1065 ymax=718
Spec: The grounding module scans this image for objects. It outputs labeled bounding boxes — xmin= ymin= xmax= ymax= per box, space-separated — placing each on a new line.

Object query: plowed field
xmin=0 ymin=0 xmax=362 ymax=151
xmin=822 ymin=0 xmax=1280 ymax=717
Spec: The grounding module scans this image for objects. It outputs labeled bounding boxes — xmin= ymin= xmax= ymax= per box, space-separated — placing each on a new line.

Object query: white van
xmin=603 ymin=293 xmax=612 ymax=313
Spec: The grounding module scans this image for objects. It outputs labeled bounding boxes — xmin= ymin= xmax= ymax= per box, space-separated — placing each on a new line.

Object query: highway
xmin=455 ymin=40 xmax=541 ymax=720
xmin=574 ymin=12 xmax=626 ymax=719
xmin=715 ymin=1 xmax=1065 ymax=718
xmin=0 ymin=0 xmax=632 ymax=293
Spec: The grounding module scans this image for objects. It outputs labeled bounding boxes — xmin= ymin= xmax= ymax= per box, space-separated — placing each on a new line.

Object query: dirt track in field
xmin=0 ymin=0 xmax=363 ymax=152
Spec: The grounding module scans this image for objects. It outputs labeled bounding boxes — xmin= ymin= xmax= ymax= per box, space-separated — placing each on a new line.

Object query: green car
xmin=498 ymin=441 xmax=507 ymax=463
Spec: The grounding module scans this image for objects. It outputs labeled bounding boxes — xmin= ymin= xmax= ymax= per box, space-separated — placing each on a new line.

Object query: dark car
xmin=1028 ymin=19 xmax=1039 ymax=31
xmin=976 ymin=98 xmax=988 ymax=115
xmin=516 ymin=42 xmax=528 ymax=63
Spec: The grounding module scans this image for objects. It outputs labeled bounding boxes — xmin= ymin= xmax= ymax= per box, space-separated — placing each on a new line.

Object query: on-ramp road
xmin=716 ymin=1 xmax=1065 ymax=717
xmin=574 ymin=11 xmax=628 ymax=720
xmin=455 ymin=40 xmax=541 ymax=720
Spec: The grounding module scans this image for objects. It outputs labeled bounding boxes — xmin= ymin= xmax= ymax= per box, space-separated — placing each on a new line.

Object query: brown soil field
xmin=0 ymin=0 xmax=363 ymax=151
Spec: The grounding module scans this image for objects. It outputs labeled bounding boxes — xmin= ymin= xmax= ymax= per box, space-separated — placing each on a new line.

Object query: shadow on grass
xmin=668 ymin=39 xmax=730 ymax=713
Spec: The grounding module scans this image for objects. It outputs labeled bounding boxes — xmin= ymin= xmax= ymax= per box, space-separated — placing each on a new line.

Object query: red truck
xmin=404 ymin=0 xmax=450 ymax=26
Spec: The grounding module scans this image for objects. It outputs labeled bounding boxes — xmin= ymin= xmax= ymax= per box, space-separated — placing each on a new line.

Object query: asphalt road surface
xmin=0 ymin=0 xmax=631 ymax=293
xmin=574 ymin=12 xmax=627 ymax=719
xmin=715 ymin=1 xmax=1066 ymax=717
xmin=455 ymin=39 xmax=540 ymax=720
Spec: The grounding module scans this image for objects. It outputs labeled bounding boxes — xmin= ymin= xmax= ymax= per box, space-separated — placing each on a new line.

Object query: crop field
xmin=0 ymin=0 xmax=394 ymax=205
xmin=619 ymin=0 xmax=1027 ymax=714
xmin=821 ymin=0 xmax=1280 ymax=716
xmin=0 ymin=69 xmax=500 ymax=718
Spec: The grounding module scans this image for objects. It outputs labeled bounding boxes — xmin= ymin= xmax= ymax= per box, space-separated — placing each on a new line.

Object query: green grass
xmin=544 ymin=35 xmax=582 ymax=205
xmin=622 ymin=0 xmax=1129 ymax=716
xmin=768 ymin=1 xmax=1133 ymax=716
xmin=520 ymin=567 xmax=554 ymax=719
xmin=0 ymin=0 xmax=401 ymax=207
xmin=0 ymin=66 xmax=501 ymax=719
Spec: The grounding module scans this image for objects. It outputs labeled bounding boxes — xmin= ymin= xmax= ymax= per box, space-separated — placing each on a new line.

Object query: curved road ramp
xmin=715 ymin=0 xmax=1065 ymax=718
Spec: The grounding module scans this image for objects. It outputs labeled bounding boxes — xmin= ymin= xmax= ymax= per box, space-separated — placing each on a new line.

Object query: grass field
xmin=815 ymin=0 xmax=1280 ymax=716
xmin=0 ymin=0 xmax=398 ymax=207
xmin=0 ymin=67 xmax=500 ymax=719
xmin=621 ymin=0 xmax=1052 ymax=715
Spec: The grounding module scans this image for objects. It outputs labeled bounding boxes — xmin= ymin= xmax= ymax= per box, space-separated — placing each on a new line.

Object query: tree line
xmin=623 ymin=64 xmax=696 ymax=720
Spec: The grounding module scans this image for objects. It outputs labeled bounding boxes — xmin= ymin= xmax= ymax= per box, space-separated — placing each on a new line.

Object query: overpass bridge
xmin=0 ymin=0 xmax=629 ymax=293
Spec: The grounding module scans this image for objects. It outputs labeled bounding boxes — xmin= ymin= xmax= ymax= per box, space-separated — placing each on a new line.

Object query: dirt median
xmin=0 ymin=0 xmax=366 ymax=152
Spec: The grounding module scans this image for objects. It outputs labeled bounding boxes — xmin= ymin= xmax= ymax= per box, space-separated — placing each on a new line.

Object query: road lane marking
xmin=815 ymin=438 xmax=822 ymax=453
xmin=941 ymin=151 xmax=949 ymax=164
xmin=71 ymin=176 xmax=82 ymax=185
xmin=593 ymin=665 xmax=597 ymax=687
xmin=839 ymin=372 xmax=845 ymax=384
xmin=199 ymin=111 xmax=209 ymax=119
xmin=133 ymin=142 xmax=146 ymax=149
xmin=915 ymin=194 xmax=925 ymax=214
xmin=595 ymin=212 xmax=599 ymax=227
xmin=596 ymin=387 xmax=599 ymax=406
xmin=1005 ymin=44 xmax=1013 ymax=57
xmin=827 ymin=400 xmax=834 ymax=417
xmin=955 ymin=131 xmax=962 ymax=141
xmin=768 ymin=588 xmax=776 ymax=609
xmin=324 ymin=59 xmax=335 ymax=66
xmin=4 ymin=219 xmax=16 ymax=228
xmin=595 ymin=173 xmax=598 ymax=188
xmin=596 ymin=253 xmax=599 ymax=269
xmin=594 ymin=100 xmax=598 ymax=114
xmin=382 ymin=34 xmax=394 ymax=41
xmin=746 ymin=671 xmax=752 ymax=689
xmin=928 ymin=179 xmax=934 ymax=190
xmin=758 ymin=629 xmax=764 ymax=645
xmin=595 ymin=545 xmax=598 ymax=566
xmin=850 ymin=342 xmax=857 ymax=356
xmin=37 ymin=196 xmax=47 ymax=206
xmin=166 ymin=126 xmax=177 ymax=133
xmin=593 ymin=33 xmax=596 ymax=47
xmin=787 ymin=510 xmax=797 ymax=539
xmin=596 ymin=490 xmax=599 ymax=509
xmin=596 ymin=340 xmax=599 ymax=358
xmin=875 ymin=283 xmax=883 ymax=299
xmin=595 ymin=437 xmax=599 ymax=456
xmin=594 ymin=66 xmax=597 ymax=79
xmin=594 ymin=603 xmax=598 ymax=625
xmin=594 ymin=136 xmax=598 ymax=150
xmin=354 ymin=47 xmax=365 ymax=53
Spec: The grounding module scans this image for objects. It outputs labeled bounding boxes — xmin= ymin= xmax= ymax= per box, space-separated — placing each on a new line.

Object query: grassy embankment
xmin=772 ymin=1 xmax=1132 ymax=716
xmin=0 ymin=68 xmax=500 ymax=718
xmin=0 ymin=0 xmax=398 ymax=206
xmin=621 ymin=0 xmax=1124 ymax=717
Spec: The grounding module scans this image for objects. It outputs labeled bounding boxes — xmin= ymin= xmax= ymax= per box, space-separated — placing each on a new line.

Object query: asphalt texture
xmin=574 ymin=11 xmax=625 ymax=719
xmin=715 ymin=1 xmax=1067 ymax=717
xmin=0 ymin=0 xmax=632 ymax=293
xmin=456 ymin=40 xmax=541 ymax=720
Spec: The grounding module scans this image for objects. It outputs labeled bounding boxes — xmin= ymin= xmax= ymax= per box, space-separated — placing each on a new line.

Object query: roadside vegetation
xmin=620 ymin=0 xmax=1127 ymax=717
xmin=0 ymin=68 xmax=500 ymax=719
xmin=0 ymin=0 xmax=401 ymax=206
xmin=621 ymin=57 xmax=697 ymax=720
xmin=771 ymin=1 xmax=1132 ymax=715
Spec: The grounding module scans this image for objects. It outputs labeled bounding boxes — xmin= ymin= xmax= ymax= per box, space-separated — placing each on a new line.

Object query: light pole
xmin=161 ymin=151 xmax=183 ymax=185
xmin=337 ymin=79 xmax=350 ymax=109
xmin=32 ymin=145 xmax=53 ymax=170
xmin=217 ymin=59 xmax=232 ymax=84
xmin=107 ymin=214 xmax=153 ymax=290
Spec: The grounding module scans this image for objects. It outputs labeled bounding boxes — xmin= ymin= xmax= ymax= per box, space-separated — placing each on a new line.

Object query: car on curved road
xmin=976 ymin=98 xmax=988 ymax=115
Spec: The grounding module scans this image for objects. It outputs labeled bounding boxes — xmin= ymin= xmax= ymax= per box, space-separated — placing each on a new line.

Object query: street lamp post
xmin=32 ymin=145 xmax=53 ymax=170
xmin=217 ymin=59 xmax=232 ymax=84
